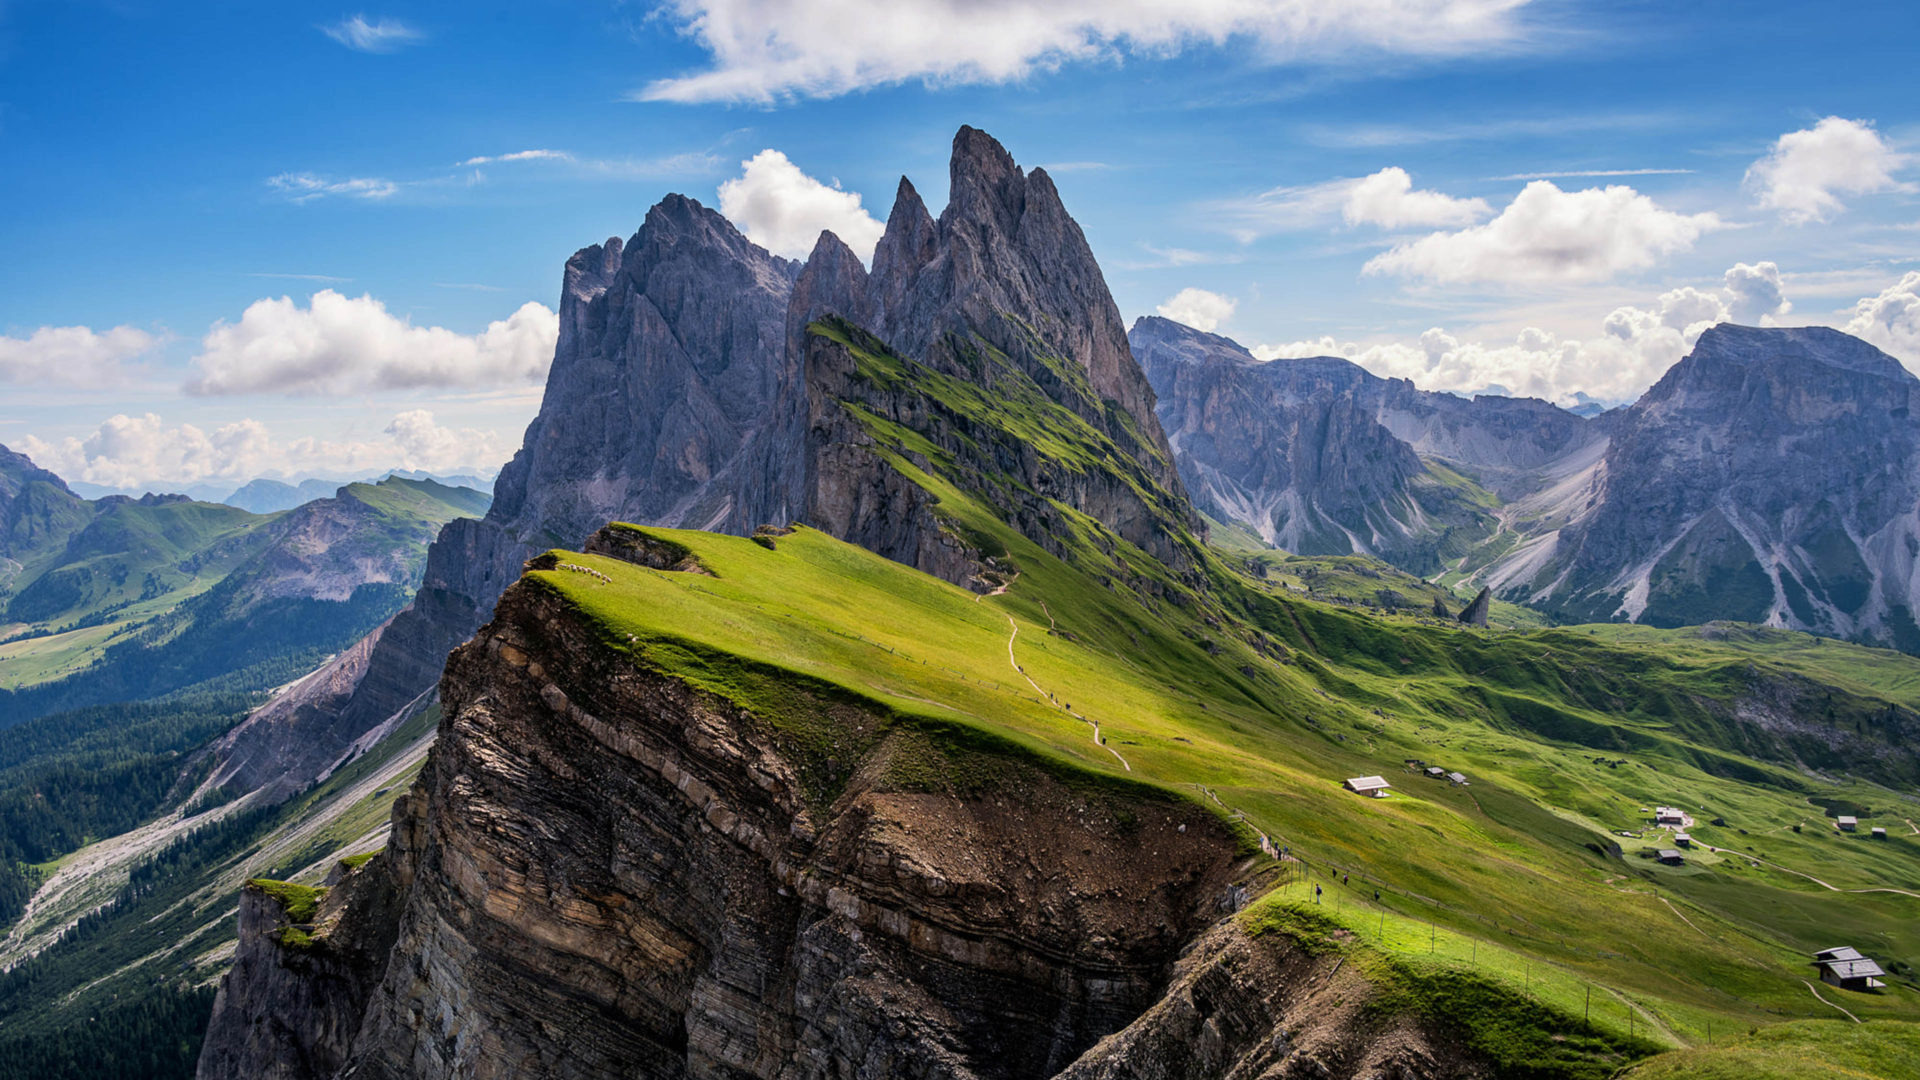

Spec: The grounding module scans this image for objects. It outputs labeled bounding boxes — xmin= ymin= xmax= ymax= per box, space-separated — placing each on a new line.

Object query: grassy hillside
xmin=0 ymin=478 xmax=490 ymax=727
xmin=526 ymin=513 xmax=1920 ymax=1070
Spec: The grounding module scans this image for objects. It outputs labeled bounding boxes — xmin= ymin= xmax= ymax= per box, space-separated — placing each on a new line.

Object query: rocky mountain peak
xmin=0 ymin=444 xmax=73 ymax=500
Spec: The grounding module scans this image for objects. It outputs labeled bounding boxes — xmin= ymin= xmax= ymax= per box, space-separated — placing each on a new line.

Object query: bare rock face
xmin=199 ymin=576 xmax=1248 ymax=1079
xmin=1510 ymin=325 xmax=1920 ymax=648
xmin=1056 ymin=921 xmax=1466 ymax=1080
xmin=198 ymin=855 xmax=406 ymax=1080
xmin=209 ymin=126 xmax=1202 ymax=803
xmin=1457 ymin=587 xmax=1491 ymax=628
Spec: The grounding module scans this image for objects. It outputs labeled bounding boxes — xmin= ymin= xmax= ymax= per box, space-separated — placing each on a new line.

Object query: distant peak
xmin=1683 ymin=322 xmax=1911 ymax=381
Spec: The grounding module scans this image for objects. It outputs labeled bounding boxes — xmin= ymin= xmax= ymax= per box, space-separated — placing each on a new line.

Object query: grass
xmin=247 ymin=879 xmax=325 ymax=923
xmin=529 ymin=519 xmax=1920 ymax=1070
xmin=1618 ymin=1018 xmax=1920 ymax=1079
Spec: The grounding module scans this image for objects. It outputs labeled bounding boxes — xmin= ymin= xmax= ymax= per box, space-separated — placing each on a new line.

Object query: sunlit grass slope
xmin=532 ymin=520 xmax=1920 ymax=1067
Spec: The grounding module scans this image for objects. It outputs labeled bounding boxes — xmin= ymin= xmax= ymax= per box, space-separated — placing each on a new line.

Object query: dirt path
xmin=1702 ymin=844 xmax=1920 ymax=899
xmin=1003 ymin=613 xmax=1129 ymax=771
xmin=1597 ymin=984 xmax=1685 ymax=1047
xmin=1658 ymin=895 xmax=1710 ymax=939
xmin=1802 ymin=979 xmax=1862 ymax=1023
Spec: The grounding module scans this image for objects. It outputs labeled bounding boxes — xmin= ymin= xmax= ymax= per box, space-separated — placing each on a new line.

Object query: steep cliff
xmin=1500 ymin=325 xmax=1920 ymax=648
xmin=203 ymin=545 xmax=1249 ymax=1078
xmin=1131 ymin=317 xmax=1512 ymax=572
xmin=210 ymin=126 xmax=1201 ymax=799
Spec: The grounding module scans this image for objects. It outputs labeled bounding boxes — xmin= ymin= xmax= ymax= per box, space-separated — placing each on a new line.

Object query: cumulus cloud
xmin=1362 ymin=180 xmax=1722 ymax=285
xmin=1256 ymin=264 xmax=1792 ymax=402
xmin=1722 ymin=261 xmax=1791 ymax=324
xmin=1342 ymin=167 xmax=1491 ymax=228
xmin=21 ymin=410 xmax=504 ymax=491
xmin=186 ymin=290 xmax=558 ymax=396
xmin=1218 ymin=166 xmax=1487 ymax=238
xmin=1157 ymin=288 xmax=1238 ymax=333
xmin=268 ymin=173 xmax=399 ymax=203
xmin=323 ymin=15 xmax=423 ymax=52
xmin=716 ymin=149 xmax=886 ymax=261
xmin=639 ymin=0 xmax=1535 ymax=103
xmin=1747 ymin=117 xmax=1913 ymax=225
xmin=0 ymin=325 xmax=157 ymax=385
xmin=1845 ymin=270 xmax=1920 ymax=365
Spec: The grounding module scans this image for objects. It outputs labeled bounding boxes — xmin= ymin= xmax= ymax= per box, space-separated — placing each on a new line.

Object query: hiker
xmin=1314 ymin=884 xmax=1322 ymax=903
xmin=1374 ymin=890 xmax=1381 ymax=902
xmin=1342 ymin=873 xmax=1349 ymax=885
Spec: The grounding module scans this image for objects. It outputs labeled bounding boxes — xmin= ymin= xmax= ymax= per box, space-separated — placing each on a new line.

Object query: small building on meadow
xmin=1655 ymin=806 xmax=1687 ymax=826
xmin=1814 ymin=948 xmax=1887 ymax=991
xmin=1673 ymin=832 xmax=1693 ymax=848
xmin=1448 ymin=771 xmax=1468 ymax=785
xmin=1872 ymin=826 xmax=1888 ymax=839
xmin=1426 ymin=766 xmax=1445 ymax=778
xmin=1837 ymin=816 xmax=1859 ymax=832
xmin=1345 ymin=776 xmax=1392 ymax=798
xmin=1656 ymin=849 xmax=1685 ymax=865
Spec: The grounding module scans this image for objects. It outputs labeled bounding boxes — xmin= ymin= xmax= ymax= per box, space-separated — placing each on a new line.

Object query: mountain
xmin=184 ymin=127 xmax=1920 ymax=1080
xmin=1130 ymin=316 xmax=1600 ymax=575
xmin=0 ymin=469 xmax=491 ymax=727
xmin=1485 ymin=325 xmax=1920 ymax=648
xmin=223 ymin=479 xmax=354 ymax=515
xmin=1134 ymin=315 xmax=1920 ymax=656
xmin=224 ymin=126 xmax=1208 ymax=811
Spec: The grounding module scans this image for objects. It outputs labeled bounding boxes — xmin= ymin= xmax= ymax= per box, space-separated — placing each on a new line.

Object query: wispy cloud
xmin=1037 ymin=161 xmax=1112 ymax=174
xmin=433 ymin=282 xmax=507 ymax=292
xmin=1300 ymin=113 xmax=1672 ymax=149
xmin=267 ymin=172 xmax=398 ymax=203
xmin=1490 ymin=168 xmax=1695 ymax=181
xmin=1118 ymin=245 xmax=1249 ymax=270
xmin=458 ymin=149 xmax=575 ymax=167
xmin=322 ymin=15 xmax=423 ymax=53
xmin=248 ymin=272 xmax=354 ymax=283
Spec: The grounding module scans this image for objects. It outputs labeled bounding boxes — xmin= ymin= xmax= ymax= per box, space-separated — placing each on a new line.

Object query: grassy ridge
xmin=532 ymin=520 xmax=1920 ymax=1070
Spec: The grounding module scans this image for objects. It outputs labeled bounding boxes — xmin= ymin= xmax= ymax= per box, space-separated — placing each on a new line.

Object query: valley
xmin=2 ymin=124 xmax=1919 ymax=1080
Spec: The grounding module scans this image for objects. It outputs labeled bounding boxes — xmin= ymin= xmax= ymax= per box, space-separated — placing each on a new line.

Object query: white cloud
xmin=459 ymin=149 xmax=574 ymax=166
xmin=1342 ymin=167 xmax=1490 ymax=228
xmin=1845 ymin=270 xmax=1920 ymax=365
xmin=1362 ymin=180 xmax=1722 ymax=285
xmin=21 ymin=410 xmax=504 ymax=491
xmin=0 ymin=325 xmax=157 ymax=386
xmin=1722 ymin=261 xmax=1791 ymax=324
xmin=322 ymin=15 xmax=423 ymax=52
xmin=639 ymin=0 xmax=1535 ymax=104
xmin=186 ymin=290 xmax=559 ymax=396
xmin=715 ymin=149 xmax=886 ymax=261
xmin=1256 ymin=265 xmax=1791 ymax=402
xmin=268 ymin=173 xmax=399 ymax=203
xmin=1746 ymin=117 xmax=1913 ymax=225
xmin=1217 ymin=166 xmax=1488 ymax=239
xmin=1157 ymin=288 xmax=1237 ymax=333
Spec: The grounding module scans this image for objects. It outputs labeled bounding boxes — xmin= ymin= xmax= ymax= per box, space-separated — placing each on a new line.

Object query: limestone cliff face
xmin=198 ymin=856 xmax=406 ymax=1080
xmin=1512 ymin=325 xmax=1920 ymax=646
xmin=210 ymin=126 xmax=1201 ymax=803
xmin=201 ymin=561 xmax=1248 ymax=1079
xmin=1131 ymin=316 xmax=1548 ymax=572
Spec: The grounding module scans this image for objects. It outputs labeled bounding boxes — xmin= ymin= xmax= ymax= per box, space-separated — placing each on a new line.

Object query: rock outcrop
xmin=201 ymin=569 xmax=1249 ymax=1079
xmin=208 ymin=126 xmax=1202 ymax=800
xmin=1456 ymin=587 xmax=1491 ymax=628
xmin=1500 ymin=325 xmax=1920 ymax=649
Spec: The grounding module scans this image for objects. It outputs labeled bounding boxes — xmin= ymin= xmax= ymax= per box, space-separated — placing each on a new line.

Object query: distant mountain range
xmin=68 ymin=470 xmax=496 ymax=514
xmin=1134 ymin=316 xmax=1920 ymax=653
xmin=0 ymin=451 xmax=490 ymax=727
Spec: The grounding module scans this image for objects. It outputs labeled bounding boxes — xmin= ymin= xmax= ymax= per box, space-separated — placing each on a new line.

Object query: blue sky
xmin=3 ymin=0 xmax=1917 ymax=491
